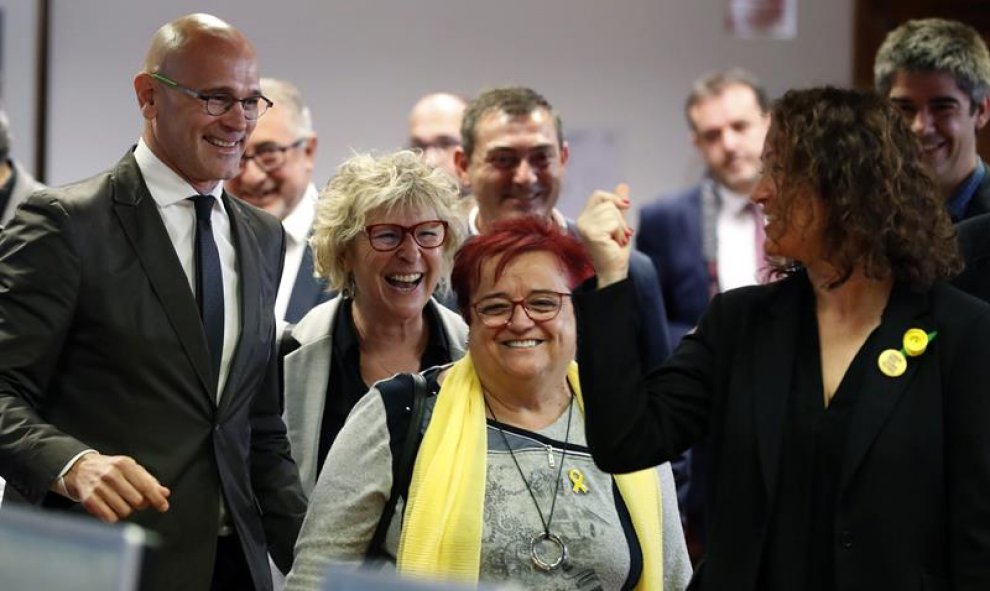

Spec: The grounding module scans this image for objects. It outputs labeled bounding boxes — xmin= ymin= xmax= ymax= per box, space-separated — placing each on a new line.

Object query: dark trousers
xmin=211 ymin=533 xmax=256 ymax=591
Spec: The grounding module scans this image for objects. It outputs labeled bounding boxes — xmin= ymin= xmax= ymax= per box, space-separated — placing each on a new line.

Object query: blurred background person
xmin=280 ymin=150 xmax=468 ymax=496
xmin=575 ymin=87 xmax=990 ymax=590
xmin=285 ymin=216 xmax=690 ymax=590
xmin=226 ymin=77 xmax=329 ymax=325
xmin=637 ymin=68 xmax=771 ymax=344
xmin=635 ymin=69 xmax=771 ymax=561
xmin=0 ymin=107 xmax=45 ymax=227
xmin=875 ymin=18 xmax=990 ymax=222
xmin=0 ymin=106 xmax=44 ymax=506
xmin=408 ymin=92 xmax=467 ymax=184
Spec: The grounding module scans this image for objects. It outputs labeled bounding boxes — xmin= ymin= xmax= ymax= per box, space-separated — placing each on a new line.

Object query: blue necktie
xmin=190 ymin=195 xmax=224 ymax=390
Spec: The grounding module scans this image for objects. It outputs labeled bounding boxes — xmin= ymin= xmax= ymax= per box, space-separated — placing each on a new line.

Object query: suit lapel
xmin=285 ymin=242 xmax=321 ymax=323
xmin=752 ymin=276 xmax=803 ymax=502
xmin=110 ymin=153 xmax=215 ymax=398
xmin=839 ymin=285 xmax=930 ymax=492
xmin=218 ymin=193 xmax=264 ymax=414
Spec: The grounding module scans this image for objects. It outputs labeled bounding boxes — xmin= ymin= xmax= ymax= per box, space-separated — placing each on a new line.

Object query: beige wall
xmin=4 ymin=0 xmax=853 ymax=218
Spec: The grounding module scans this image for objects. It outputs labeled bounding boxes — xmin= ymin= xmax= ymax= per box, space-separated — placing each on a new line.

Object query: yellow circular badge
xmin=903 ymin=328 xmax=929 ymax=357
xmin=878 ymin=349 xmax=907 ymax=377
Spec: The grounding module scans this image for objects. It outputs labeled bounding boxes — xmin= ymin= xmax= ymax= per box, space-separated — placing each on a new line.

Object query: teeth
xmin=388 ymin=273 xmax=423 ymax=283
xmin=206 ymin=137 xmax=237 ymax=148
xmin=504 ymin=339 xmax=539 ymax=348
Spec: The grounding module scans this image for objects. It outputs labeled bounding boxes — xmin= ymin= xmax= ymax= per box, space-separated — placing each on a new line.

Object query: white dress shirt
xmin=274 ymin=184 xmax=317 ymax=324
xmin=716 ymin=187 xmax=761 ymax=292
xmin=134 ymin=140 xmax=241 ymax=399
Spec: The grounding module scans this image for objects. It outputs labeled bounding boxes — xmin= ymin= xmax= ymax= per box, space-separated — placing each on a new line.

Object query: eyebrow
xmin=487 ymin=144 xmax=555 ymax=153
xmin=889 ymin=96 xmax=961 ymax=106
xmin=199 ymin=86 xmax=264 ymax=97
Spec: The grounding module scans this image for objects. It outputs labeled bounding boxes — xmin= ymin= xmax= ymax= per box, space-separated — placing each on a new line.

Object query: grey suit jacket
xmin=0 ymin=152 xmax=307 ymax=591
xmin=283 ymin=297 xmax=468 ymax=495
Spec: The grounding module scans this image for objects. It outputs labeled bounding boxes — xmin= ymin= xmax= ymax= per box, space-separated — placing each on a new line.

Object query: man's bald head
xmin=409 ymin=92 xmax=467 ymax=181
xmin=144 ymin=14 xmax=254 ymax=73
xmin=134 ymin=13 xmax=261 ymax=194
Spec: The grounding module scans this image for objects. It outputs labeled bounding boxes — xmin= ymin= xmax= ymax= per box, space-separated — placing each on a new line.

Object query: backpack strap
xmin=364 ymin=370 xmax=434 ymax=562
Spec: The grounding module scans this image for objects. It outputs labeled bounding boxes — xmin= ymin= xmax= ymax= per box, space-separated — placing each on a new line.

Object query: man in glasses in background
xmin=0 ymin=14 xmax=306 ymax=591
xmin=453 ymin=86 xmax=672 ymax=368
xmin=226 ymin=78 xmax=330 ymax=325
xmin=408 ymin=92 xmax=467 ymax=186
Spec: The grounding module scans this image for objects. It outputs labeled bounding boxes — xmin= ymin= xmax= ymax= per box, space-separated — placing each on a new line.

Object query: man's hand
xmin=63 ymin=453 xmax=171 ymax=523
xmin=576 ymin=183 xmax=634 ymax=288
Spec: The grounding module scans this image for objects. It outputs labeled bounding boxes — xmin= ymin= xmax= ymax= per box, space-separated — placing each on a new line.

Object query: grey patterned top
xmin=285 ymin=385 xmax=692 ymax=591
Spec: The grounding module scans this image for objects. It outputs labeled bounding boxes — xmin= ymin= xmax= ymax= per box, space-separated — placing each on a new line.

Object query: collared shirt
xmin=134 ymin=139 xmax=241 ymax=398
xmin=715 ymin=186 xmax=761 ymax=292
xmin=274 ymin=183 xmax=318 ymax=323
xmin=947 ymin=160 xmax=986 ymax=223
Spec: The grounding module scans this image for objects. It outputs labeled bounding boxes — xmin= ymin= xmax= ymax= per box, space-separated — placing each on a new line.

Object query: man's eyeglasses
xmin=240 ymin=139 xmax=307 ymax=172
xmin=150 ymin=72 xmax=273 ymax=120
xmin=472 ymin=290 xmax=571 ymax=328
xmin=364 ymin=220 xmax=448 ymax=252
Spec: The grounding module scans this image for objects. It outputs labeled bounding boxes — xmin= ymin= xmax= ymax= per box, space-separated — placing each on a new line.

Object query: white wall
xmin=1 ymin=0 xmax=40 ymax=175
xmin=21 ymin=0 xmax=852 ymax=218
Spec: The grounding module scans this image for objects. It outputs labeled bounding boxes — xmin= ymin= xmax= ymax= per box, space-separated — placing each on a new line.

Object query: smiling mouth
xmin=385 ymin=273 xmax=424 ymax=289
xmin=205 ymin=137 xmax=240 ymax=149
xmin=503 ymin=339 xmax=541 ymax=349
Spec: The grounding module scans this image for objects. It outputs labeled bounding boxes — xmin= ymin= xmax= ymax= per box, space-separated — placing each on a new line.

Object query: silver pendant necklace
xmin=483 ymin=391 xmax=573 ymax=571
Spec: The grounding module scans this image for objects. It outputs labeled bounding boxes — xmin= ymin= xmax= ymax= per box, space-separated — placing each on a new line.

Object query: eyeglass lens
xmin=475 ymin=292 xmax=566 ymax=326
xmin=366 ymin=221 xmax=447 ymax=251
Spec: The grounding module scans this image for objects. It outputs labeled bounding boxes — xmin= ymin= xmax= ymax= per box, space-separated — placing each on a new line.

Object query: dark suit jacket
xmin=576 ymin=274 xmax=990 ymax=590
xmin=954 ymin=212 xmax=990 ymax=304
xmin=0 ymin=152 xmax=307 ymax=591
xmin=284 ymin=240 xmax=332 ymax=324
xmin=637 ymin=186 xmax=708 ymax=345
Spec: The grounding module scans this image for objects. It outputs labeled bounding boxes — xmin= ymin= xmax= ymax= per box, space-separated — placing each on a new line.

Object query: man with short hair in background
xmin=875 ymin=19 xmax=990 ymax=304
xmin=454 ymin=86 xmax=672 ymax=368
xmin=637 ymin=68 xmax=771 ymax=345
xmin=408 ymin=92 xmax=467 ymax=183
xmin=635 ymin=68 xmax=771 ymax=562
xmin=226 ymin=77 xmax=329 ymax=325
xmin=875 ymin=18 xmax=990 ymax=222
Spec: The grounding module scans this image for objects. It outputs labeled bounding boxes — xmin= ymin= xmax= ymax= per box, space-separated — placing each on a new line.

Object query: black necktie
xmin=190 ymin=195 xmax=224 ymax=390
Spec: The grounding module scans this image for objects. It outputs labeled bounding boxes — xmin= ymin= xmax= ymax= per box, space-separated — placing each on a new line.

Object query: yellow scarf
xmin=396 ymin=355 xmax=663 ymax=589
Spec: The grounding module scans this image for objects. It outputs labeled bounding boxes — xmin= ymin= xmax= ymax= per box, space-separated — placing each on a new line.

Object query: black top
xmin=317 ymin=299 xmax=453 ymax=473
xmin=759 ymin=281 xmax=875 ymax=590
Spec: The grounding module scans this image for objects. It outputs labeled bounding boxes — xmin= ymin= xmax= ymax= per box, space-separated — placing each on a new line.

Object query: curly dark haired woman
xmin=574 ymin=86 xmax=990 ymax=590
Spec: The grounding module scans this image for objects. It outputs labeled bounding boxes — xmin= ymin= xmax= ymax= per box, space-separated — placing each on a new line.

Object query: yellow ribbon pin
xmin=568 ymin=468 xmax=589 ymax=494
